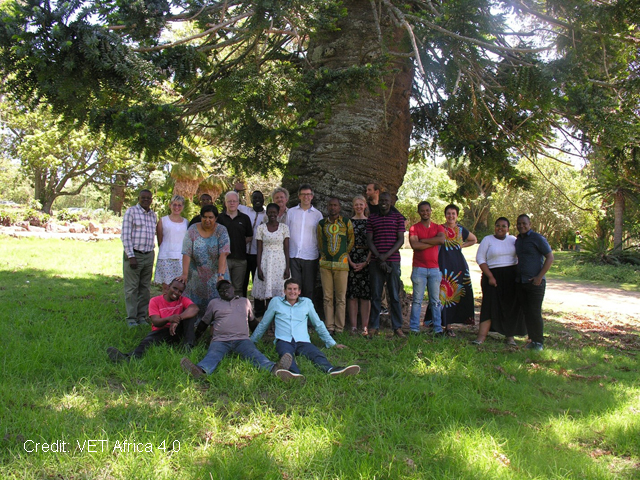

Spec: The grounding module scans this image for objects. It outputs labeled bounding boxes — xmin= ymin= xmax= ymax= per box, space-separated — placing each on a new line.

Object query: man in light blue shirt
xmin=251 ymin=278 xmax=360 ymax=380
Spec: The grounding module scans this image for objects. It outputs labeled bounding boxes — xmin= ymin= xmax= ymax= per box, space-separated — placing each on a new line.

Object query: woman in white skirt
xmin=155 ymin=195 xmax=188 ymax=293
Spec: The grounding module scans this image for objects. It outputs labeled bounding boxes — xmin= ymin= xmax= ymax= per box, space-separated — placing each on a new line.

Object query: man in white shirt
xmin=239 ymin=190 xmax=267 ymax=314
xmin=286 ymin=183 xmax=323 ymax=301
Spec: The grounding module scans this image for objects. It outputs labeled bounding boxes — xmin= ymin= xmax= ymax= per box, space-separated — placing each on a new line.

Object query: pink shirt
xmin=409 ymin=222 xmax=445 ymax=269
xmin=148 ymin=295 xmax=194 ymax=331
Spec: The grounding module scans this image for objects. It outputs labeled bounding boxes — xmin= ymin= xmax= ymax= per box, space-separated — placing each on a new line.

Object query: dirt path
xmin=464 ymin=255 xmax=640 ymax=321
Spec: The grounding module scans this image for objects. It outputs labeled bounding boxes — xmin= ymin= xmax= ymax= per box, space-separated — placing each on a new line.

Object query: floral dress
xmin=181 ymin=224 xmax=230 ymax=315
xmin=252 ymin=222 xmax=290 ymax=300
xmin=346 ymin=218 xmax=370 ymax=300
xmin=439 ymin=224 xmax=474 ymax=325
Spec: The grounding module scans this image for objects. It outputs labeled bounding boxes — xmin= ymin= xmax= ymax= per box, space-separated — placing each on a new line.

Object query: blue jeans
xmin=409 ymin=267 xmax=442 ymax=333
xmin=369 ymin=260 xmax=403 ymax=330
xmin=276 ymin=339 xmax=333 ymax=374
xmin=197 ymin=339 xmax=275 ymax=374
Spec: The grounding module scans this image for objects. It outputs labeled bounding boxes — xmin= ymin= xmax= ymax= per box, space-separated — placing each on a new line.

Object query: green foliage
xmin=0 ymin=208 xmax=19 ymax=226
xmin=56 ymin=209 xmax=82 ymax=223
xmin=22 ymin=207 xmax=49 ymax=226
xmin=490 ymin=158 xmax=598 ymax=248
xmin=396 ymin=161 xmax=457 ymax=225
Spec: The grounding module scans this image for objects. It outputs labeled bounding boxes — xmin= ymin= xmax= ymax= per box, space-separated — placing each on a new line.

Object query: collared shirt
xmin=367 ymin=211 xmax=406 ymax=262
xmin=286 ymin=205 xmax=323 ymax=260
xmin=515 ymin=230 xmax=552 ymax=283
xmin=121 ymin=203 xmax=157 ymax=258
xmin=250 ymin=296 xmax=336 ymax=348
xmin=202 ymin=297 xmax=254 ymax=342
xmin=217 ymin=211 xmax=253 ymax=260
xmin=317 ymin=216 xmax=354 ymax=271
xmin=239 ymin=204 xmax=267 ymax=254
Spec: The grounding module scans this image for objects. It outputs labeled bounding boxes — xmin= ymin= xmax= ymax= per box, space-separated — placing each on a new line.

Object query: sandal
xmin=361 ymin=327 xmax=369 ymax=336
xmin=471 ymin=339 xmax=484 ymax=345
xmin=445 ymin=329 xmax=456 ymax=338
xmin=505 ymin=338 xmax=517 ymax=347
xmin=350 ymin=327 xmax=358 ymax=336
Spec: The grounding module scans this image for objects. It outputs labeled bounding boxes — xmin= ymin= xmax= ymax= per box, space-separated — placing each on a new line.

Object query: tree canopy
xmin=0 ymin=0 xmax=638 ymax=207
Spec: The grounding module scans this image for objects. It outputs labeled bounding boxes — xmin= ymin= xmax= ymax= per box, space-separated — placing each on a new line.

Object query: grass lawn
xmin=1 ymin=236 xmax=639 ymax=479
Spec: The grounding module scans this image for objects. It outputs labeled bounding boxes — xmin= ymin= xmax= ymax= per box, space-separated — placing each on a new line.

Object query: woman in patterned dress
xmin=177 ymin=205 xmax=230 ymax=318
xmin=433 ymin=204 xmax=477 ymax=336
xmin=253 ymin=203 xmax=290 ymax=308
xmin=346 ymin=195 xmax=371 ymax=335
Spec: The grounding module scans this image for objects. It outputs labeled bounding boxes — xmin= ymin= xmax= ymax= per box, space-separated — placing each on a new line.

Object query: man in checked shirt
xmin=121 ymin=189 xmax=158 ymax=327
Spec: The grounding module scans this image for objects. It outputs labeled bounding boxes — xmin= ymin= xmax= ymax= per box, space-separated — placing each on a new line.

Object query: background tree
xmin=0 ymin=0 xmax=638 ymax=214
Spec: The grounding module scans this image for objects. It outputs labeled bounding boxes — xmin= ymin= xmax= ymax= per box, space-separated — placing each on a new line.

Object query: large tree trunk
xmin=283 ymin=0 xmax=414 ymax=214
xmin=109 ymin=173 xmax=128 ymax=215
xmin=613 ymin=189 xmax=624 ymax=251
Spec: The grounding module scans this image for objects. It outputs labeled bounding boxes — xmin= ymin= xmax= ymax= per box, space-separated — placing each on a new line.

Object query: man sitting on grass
xmin=107 ymin=278 xmax=199 ymax=362
xmin=250 ymin=278 xmax=360 ymax=379
xmin=180 ymin=280 xmax=294 ymax=380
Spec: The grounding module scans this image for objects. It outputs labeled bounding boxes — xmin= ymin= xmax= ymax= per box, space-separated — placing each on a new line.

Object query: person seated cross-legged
xmin=107 ymin=278 xmax=199 ymax=362
xmin=180 ymin=280 xmax=293 ymax=380
xmin=250 ymin=278 xmax=360 ymax=380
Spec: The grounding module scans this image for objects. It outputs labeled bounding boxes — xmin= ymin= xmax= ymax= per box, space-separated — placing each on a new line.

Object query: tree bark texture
xmin=109 ymin=173 xmax=128 ymax=215
xmin=283 ymin=0 xmax=414 ymax=215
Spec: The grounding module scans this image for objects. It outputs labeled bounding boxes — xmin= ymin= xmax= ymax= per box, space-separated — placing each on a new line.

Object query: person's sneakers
xmin=127 ymin=321 xmax=139 ymax=328
xmin=394 ymin=328 xmax=406 ymax=338
xmin=271 ymin=353 xmax=293 ymax=375
xmin=274 ymin=369 xmax=306 ymax=383
xmin=137 ymin=317 xmax=148 ymax=326
xmin=180 ymin=357 xmax=205 ymax=379
xmin=525 ymin=342 xmax=544 ymax=351
xmin=381 ymin=307 xmax=389 ymax=315
xmin=107 ymin=347 xmax=130 ymax=363
xmin=328 ymin=365 xmax=360 ymax=377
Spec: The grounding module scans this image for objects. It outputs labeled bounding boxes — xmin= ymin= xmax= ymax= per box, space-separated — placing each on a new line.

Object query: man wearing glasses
xmin=286 ymin=184 xmax=323 ymax=301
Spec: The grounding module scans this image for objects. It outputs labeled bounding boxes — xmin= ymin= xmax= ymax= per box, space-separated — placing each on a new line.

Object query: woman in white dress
xmin=253 ymin=203 xmax=290 ymax=308
xmin=154 ymin=195 xmax=188 ymax=293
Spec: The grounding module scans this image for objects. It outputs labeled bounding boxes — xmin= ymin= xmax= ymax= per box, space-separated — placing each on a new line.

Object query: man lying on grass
xmin=180 ymin=280 xmax=294 ymax=380
xmin=250 ymin=278 xmax=360 ymax=380
xmin=107 ymin=278 xmax=199 ymax=362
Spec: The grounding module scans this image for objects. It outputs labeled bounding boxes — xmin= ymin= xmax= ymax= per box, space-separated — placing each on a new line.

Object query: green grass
xmin=1 ymin=236 xmax=639 ymax=479
xmin=547 ymin=251 xmax=640 ymax=291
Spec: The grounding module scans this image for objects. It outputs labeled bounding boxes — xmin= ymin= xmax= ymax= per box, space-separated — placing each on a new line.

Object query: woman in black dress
xmin=347 ymin=195 xmax=371 ymax=335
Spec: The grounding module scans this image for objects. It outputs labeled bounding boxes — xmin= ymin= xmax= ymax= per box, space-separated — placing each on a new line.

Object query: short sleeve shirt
xmin=366 ymin=211 xmax=406 ymax=262
xmin=515 ymin=230 xmax=552 ymax=282
xmin=148 ymin=295 xmax=194 ymax=331
xmin=409 ymin=222 xmax=445 ymax=268
xmin=217 ymin=211 xmax=253 ymax=260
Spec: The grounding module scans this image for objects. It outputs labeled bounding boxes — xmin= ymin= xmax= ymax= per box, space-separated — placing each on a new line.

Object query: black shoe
xmin=328 ymin=365 xmax=360 ymax=377
xmin=180 ymin=357 xmax=205 ymax=379
xmin=525 ymin=342 xmax=544 ymax=351
xmin=271 ymin=353 xmax=293 ymax=375
xmin=394 ymin=328 xmax=406 ymax=338
xmin=107 ymin=347 xmax=129 ymax=363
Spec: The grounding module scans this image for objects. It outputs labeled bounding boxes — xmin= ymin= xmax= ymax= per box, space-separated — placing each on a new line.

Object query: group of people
xmin=114 ymin=181 xmax=553 ymax=382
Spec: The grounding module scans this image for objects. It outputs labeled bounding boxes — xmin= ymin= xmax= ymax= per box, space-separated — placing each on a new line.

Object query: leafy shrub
xmin=57 ymin=209 xmax=81 ymax=223
xmin=575 ymin=235 xmax=640 ymax=266
xmin=23 ymin=208 xmax=50 ymax=227
xmin=0 ymin=208 xmax=19 ymax=226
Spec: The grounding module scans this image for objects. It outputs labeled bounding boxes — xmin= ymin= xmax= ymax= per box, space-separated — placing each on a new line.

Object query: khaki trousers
xmin=320 ymin=268 xmax=349 ymax=333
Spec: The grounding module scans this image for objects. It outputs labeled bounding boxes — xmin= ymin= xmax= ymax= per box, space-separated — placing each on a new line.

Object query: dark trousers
xmin=131 ymin=318 xmax=196 ymax=358
xmin=290 ymin=258 xmax=318 ymax=300
xmin=244 ymin=253 xmax=266 ymax=316
xmin=369 ymin=260 xmax=403 ymax=330
xmin=275 ymin=339 xmax=333 ymax=374
xmin=517 ymin=280 xmax=546 ymax=344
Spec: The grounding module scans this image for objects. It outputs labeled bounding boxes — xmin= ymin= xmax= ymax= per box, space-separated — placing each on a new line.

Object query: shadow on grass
xmin=1 ymin=267 xmax=639 ymax=478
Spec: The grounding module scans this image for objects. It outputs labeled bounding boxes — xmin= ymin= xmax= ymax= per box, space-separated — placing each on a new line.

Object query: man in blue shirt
xmin=515 ymin=214 xmax=554 ymax=351
xmin=251 ymin=278 xmax=360 ymax=380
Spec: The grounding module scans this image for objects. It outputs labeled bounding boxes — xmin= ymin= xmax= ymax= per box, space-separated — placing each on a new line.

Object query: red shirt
xmin=409 ymin=222 xmax=445 ymax=269
xmin=148 ymin=295 xmax=194 ymax=331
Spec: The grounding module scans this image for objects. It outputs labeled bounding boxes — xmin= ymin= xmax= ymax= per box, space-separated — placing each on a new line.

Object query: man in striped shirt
xmin=366 ymin=192 xmax=406 ymax=337
xmin=121 ymin=189 xmax=157 ymax=327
